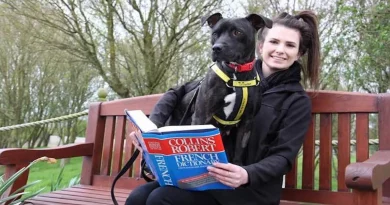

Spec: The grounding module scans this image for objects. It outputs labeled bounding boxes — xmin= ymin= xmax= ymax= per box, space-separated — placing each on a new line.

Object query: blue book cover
xmin=125 ymin=110 xmax=233 ymax=191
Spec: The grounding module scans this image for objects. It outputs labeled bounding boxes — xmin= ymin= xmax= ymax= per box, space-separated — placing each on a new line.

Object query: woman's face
xmin=259 ymin=25 xmax=301 ymax=77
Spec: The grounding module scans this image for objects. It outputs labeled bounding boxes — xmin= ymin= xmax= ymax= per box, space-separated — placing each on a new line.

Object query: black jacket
xmin=149 ymin=61 xmax=312 ymax=205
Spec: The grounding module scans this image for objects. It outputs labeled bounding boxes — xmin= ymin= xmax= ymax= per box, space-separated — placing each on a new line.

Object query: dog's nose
xmin=212 ymin=44 xmax=222 ymax=53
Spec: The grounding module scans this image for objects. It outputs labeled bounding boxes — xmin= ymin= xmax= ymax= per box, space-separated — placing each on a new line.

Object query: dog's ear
xmin=201 ymin=13 xmax=223 ymax=28
xmin=246 ymin=14 xmax=272 ymax=30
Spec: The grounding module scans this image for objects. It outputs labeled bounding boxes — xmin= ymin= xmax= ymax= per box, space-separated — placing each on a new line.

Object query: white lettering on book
xmin=155 ymin=155 xmax=173 ymax=185
xmin=174 ymin=153 xmax=220 ymax=168
xmin=148 ymin=141 xmax=162 ymax=150
xmin=168 ymin=137 xmax=217 ymax=154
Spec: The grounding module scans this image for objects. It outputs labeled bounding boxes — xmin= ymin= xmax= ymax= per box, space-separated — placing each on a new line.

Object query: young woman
xmin=125 ymin=10 xmax=321 ymax=205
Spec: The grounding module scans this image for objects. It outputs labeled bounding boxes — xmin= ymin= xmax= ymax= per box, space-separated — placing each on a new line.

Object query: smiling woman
xmin=258 ymin=25 xmax=301 ymax=77
xmin=257 ymin=11 xmax=321 ymax=89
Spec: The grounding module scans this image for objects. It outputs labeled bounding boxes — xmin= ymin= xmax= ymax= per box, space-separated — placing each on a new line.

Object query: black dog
xmin=191 ymin=13 xmax=272 ymax=164
xmin=166 ymin=13 xmax=272 ymax=164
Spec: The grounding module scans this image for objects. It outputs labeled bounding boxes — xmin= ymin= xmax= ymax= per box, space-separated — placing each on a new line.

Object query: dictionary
xmin=125 ymin=109 xmax=233 ymax=191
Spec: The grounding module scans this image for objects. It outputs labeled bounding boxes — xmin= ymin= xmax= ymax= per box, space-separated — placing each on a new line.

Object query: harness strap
xmin=211 ymin=64 xmax=259 ymax=126
xmin=211 ymin=65 xmax=260 ymax=87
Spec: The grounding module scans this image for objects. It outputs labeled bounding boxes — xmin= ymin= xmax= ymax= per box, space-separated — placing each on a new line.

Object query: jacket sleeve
xmin=149 ymin=80 xmax=200 ymax=127
xmin=242 ymin=94 xmax=312 ymax=186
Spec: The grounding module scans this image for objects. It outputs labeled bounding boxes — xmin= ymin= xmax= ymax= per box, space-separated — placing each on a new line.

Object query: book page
xmin=125 ymin=110 xmax=158 ymax=133
xmin=156 ymin=125 xmax=216 ymax=133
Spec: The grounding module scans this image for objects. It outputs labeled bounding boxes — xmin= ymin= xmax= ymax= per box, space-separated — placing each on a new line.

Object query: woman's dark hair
xmin=258 ymin=10 xmax=320 ymax=89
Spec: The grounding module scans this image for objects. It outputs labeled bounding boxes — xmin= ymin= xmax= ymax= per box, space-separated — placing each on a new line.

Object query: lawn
xmin=24 ymin=157 xmax=83 ymax=194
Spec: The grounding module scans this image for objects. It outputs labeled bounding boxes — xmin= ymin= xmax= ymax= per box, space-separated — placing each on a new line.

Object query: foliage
xmin=26 ymin=157 xmax=82 ymax=194
xmin=338 ymin=0 xmax=390 ymax=93
xmin=0 ymin=157 xmax=56 ymax=204
xmin=0 ymin=0 xmax=223 ymax=97
xmin=0 ymin=6 xmax=98 ymax=148
xmin=49 ymin=165 xmax=80 ymax=192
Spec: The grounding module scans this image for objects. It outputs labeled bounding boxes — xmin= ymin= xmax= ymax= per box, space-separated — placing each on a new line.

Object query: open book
xmin=125 ymin=109 xmax=232 ymax=191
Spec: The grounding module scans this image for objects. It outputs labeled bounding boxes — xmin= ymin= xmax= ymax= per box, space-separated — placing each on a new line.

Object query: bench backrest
xmin=283 ymin=91 xmax=390 ymax=204
xmin=80 ymin=91 xmax=390 ymax=204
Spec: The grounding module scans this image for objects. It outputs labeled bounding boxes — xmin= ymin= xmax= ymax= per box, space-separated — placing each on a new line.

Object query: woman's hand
xmin=129 ymin=131 xmax=143 ymax=152
xmin=207 ymin=162 xmax=249 ymax=188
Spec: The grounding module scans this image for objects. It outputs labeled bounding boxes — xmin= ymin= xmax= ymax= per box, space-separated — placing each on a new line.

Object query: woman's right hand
xmin=129 ymin=131 xmax=143 ymax=152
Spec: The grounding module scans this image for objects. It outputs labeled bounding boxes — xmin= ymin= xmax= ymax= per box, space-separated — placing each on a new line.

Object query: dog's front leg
xmin=232 ymin=120 xmax=253 ymax=165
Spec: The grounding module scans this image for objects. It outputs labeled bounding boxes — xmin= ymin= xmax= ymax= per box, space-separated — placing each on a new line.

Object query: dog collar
xmin=228 ymin=60 xmax=255 ymax=72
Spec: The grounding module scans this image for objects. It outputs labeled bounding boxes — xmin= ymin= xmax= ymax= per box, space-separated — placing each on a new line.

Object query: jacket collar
xmin=255 ymin=60 xmax=303 ymax=95
xmin=263 ymin=82 xmax=305 ymax=95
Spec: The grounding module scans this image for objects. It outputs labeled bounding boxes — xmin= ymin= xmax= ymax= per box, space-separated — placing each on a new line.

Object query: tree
xmin=1 ymin=0 xmax=222 ymax=97
xmin=0 ymin=7 xmax=97 ymax=148
xmin=340 ymin=0 xmax=390 ymax=93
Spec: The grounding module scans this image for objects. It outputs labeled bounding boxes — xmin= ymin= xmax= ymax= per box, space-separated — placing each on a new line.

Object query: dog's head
xmin=202 ymin=13 xmax=272 ymax=65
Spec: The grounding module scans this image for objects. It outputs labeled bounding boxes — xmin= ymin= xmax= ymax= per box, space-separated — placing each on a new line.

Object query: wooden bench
xmin=1 ymin=90 xmax=390 ymax=205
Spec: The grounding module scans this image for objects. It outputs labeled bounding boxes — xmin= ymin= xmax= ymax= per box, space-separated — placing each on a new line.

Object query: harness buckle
xmin=226 ymin=81 xmax=234 ymax=88
xmin=255 ymin=77 xmax=260 ymax=86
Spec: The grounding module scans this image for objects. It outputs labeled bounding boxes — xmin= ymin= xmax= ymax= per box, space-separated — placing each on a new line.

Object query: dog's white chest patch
xmin=223 ymin=73 xmax=237 ymax=119
xmin=223 ymin=92 xmax=236 ymax=119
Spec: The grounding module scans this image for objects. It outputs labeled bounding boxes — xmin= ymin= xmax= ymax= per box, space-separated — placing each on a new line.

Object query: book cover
xmin=125 ymin=110 xmax=233 ymax=191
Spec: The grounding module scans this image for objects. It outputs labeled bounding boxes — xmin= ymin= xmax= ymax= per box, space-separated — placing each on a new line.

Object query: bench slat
xmin=356 ymin=113 xmax=369 ymax=162
xmin=29 ymin=195 xmax=118 ymax=205
xmin=25 ymin=200 xmax=73 ymax=205
xmin=112 ymin=116 xmax=126 ymax=175
xmin=101 ymin=116 xmax=115 ymax=175
xmin=25 ymin=185 xmax=131 ymax=205
xmin=123 ymin=128 xmax=133 ymax=177
xmin=48 ymin=190 xmax=128 ymax=200
xmin=319 ymin=114 xmax=332 ymax=190
xmin=309 ymin=91 xmax=378 ymax=113
xmin=65 ymin=187 xmax=129 ymax=196
xmin=337 ymin=114 xmax=351 ymax=192
xmin=92 ymin=175 xmax=146 ymax=190
xmin=124 ymin=132 xmax=142 ymax=178
xmin=302 ymin=115 xmax=316 ymax=189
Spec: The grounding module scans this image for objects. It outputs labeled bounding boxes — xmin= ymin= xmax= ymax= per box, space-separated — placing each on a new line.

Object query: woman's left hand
xmin=207 ymin=162 xmax=249 ymax=188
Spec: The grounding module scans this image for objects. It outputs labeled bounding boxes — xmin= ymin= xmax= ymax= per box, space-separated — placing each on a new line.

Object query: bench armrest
xmin=346 ymin=150 xmax=390 ymax=190
xmin=0 ymin=143 xmax=94 ymax=165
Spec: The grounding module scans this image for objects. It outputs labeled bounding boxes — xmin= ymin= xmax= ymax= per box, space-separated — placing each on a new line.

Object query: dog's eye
xmin=232 ymin=30 xmax=242 ymax=36
xmin=212 ymin=32 xmax=218 ymax=38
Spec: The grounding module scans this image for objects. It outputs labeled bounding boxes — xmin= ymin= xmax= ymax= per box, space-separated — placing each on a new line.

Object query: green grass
xmin=25 ymin=157 xmax=83 ymax=194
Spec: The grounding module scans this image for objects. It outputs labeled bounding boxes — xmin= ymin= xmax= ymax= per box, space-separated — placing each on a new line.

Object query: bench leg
xmin=2 ymin=163 xmax=29 ymax=205
xmin=353 ymin=187 xmax=382 ymax=205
